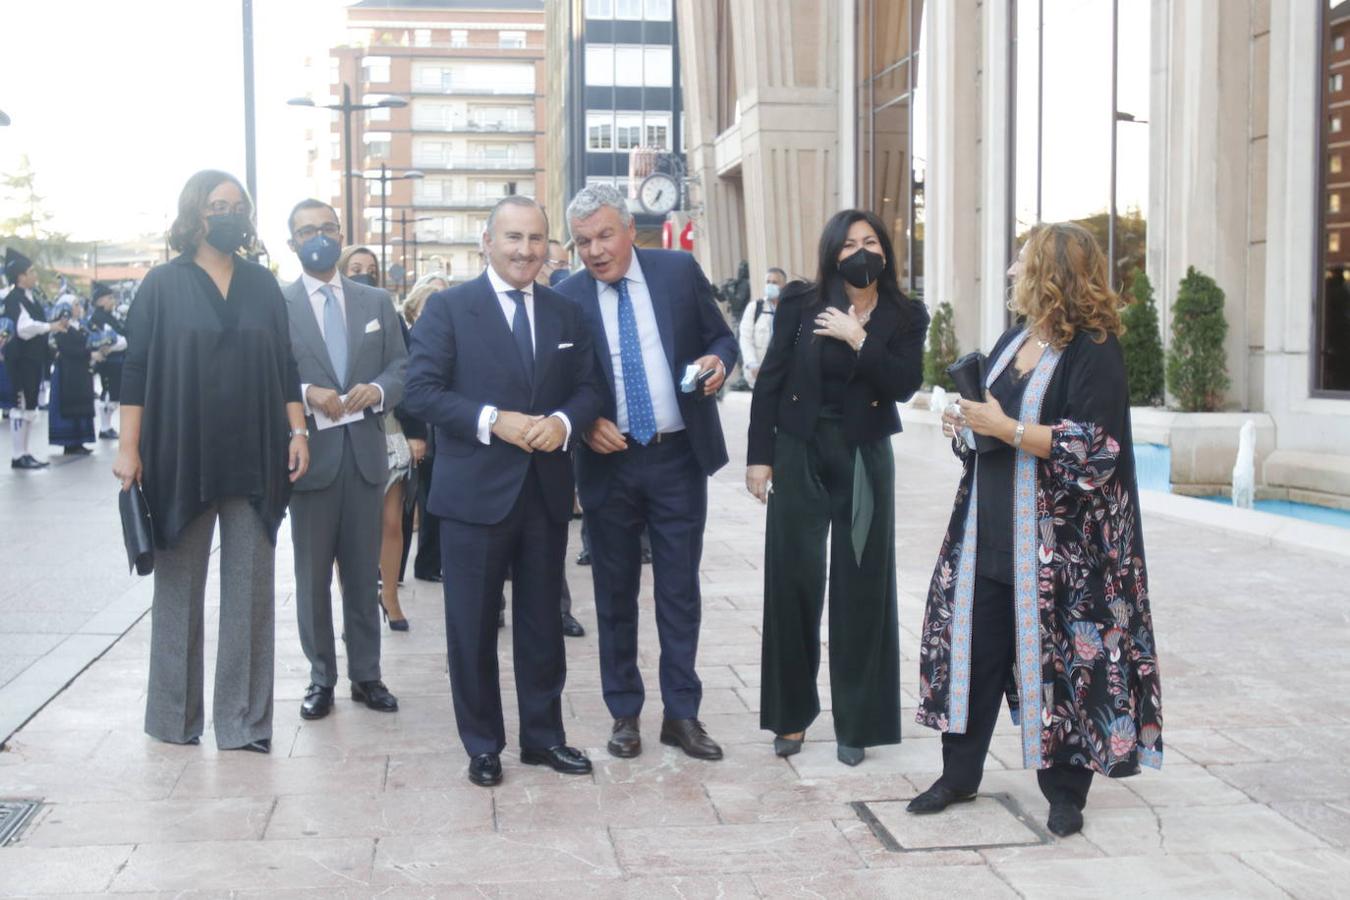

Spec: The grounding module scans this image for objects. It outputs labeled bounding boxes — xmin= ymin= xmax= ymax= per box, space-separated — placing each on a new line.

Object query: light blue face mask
xmin=764 ymin=282 xmax=781 ymax=300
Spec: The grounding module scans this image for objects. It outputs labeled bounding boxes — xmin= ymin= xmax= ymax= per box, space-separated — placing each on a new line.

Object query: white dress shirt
xmin=596 ymin=254 xmax=684 ymax=435
xmin=476 ymin=265 xmax=572 ymax=447
xmin=299 ymin=270 xmax=383 ymax=415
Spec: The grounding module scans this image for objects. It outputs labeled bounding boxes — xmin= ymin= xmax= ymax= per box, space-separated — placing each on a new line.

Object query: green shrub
xmin=923 ymin=301 xmax=959 ymax=391
xmin=1120 ymin=268 xmax=1165 ymax=406
xmin=1166 ymin=266 xmax=1229 ymax=411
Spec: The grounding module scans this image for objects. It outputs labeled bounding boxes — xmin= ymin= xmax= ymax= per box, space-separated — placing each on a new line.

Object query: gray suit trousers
xmin=290 ymin=436 xmax=384 ymax=687
xmin=144 ymin=497 xmax=275 ymax=749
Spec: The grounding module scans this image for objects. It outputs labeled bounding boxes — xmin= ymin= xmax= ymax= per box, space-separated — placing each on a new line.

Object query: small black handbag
xmin=946 ymin=351 xmax=1001 ymax=454
xmin=119 ymin=483 xmax=156 ymax=575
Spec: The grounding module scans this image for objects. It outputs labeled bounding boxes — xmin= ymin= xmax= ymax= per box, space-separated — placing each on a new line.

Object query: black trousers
xmin=439 ymin=467 xmax=567 ymax=757
xmin=760 ymin=420 xmax=899 ymax=747
xmin=412 ymin=456 xmax=441 ymax=579
xmin=940 ymin=575 xmax=1093 ymax=809
xmin=586 ymin=431 xmax=705 ymax=720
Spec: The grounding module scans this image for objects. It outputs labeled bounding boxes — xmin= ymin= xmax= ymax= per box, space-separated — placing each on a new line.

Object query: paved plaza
xmin=1 ymin=394 xmax=1348 ymax=897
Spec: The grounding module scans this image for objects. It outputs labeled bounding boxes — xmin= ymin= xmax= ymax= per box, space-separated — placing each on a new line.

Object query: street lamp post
xmin=372 ymin=165 xmax=424 ymax=291
xmin=376 ymin=212 xmax=434 ymax=298
xmin=287 ymin=88 xmax=409 ymax=241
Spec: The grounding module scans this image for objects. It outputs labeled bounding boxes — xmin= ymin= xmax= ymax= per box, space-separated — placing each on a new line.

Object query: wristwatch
xmin=1012 ymin=421 xmax=1026 ymax=449
xmin=487 ymin=408 xmax=499 ymax=428
xmin=290 ymin=428 xmax=311 ymax=439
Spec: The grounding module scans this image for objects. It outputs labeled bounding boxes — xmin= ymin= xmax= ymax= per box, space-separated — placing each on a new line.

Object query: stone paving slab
xmin=2 ymin=393 xmax=1349 ymax=896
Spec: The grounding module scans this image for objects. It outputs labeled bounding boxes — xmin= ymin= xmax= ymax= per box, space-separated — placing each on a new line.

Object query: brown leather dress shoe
xmin=607 ymin=716 xmax=641 ymax=758
xmin=660 ymin=718 xmax=723 ymax=760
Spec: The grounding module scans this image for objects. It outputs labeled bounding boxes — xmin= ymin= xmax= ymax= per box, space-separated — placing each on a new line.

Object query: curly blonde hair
xmin=1011 ymin=222 xmax=1124 ymax=349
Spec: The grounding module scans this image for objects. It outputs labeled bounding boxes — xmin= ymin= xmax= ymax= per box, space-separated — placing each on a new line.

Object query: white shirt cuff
xmin=477 ymin=405 xmax=497 ymax=445
xmin=372 ymin=383 xmax=385 ymax=414
xmin=300 ymin=383 xmax=313 ymax=417
xmin=551 ymin=411 xmax=572 ymax=450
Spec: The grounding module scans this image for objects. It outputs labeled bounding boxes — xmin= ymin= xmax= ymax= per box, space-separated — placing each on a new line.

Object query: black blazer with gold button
xmin=746 ymin=280 xmax=929 ymax=467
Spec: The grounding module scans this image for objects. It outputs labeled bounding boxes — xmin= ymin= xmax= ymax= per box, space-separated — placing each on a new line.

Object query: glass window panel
xmin=644 ymin=45 xmax=673 ymax=87
xmin=450 ymin=29 xmax=468 ymax=48
xmin=586 ymin=45 xmax=615 ymax=86
xmin=500 ymin=30 xmax=526 ymax=49
xmin=615 ymin=46 xmax=644 ymax=86
xmin=645 ymin=0 xmax=673 ymax=21
xmin=586 ymin=0 xmax=613 ymax=18
xmin=1318 ymin=2 xmax=1350 ymax=391
xmin=616 ymin=0 xmax=643 ymax=19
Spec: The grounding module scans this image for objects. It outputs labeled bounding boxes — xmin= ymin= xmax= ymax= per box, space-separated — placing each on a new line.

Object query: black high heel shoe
xmin=380 ymin=603 xmax=410 ymax=632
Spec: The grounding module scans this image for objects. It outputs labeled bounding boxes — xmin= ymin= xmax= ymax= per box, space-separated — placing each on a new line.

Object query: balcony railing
xmin=411 ymin=232 xmax=484 ymax=244
xmin=412 ymin=156 xmax=537 ymax=170
xmin=413 ymin=83 xmax=536 ymax=97
xmin=411 ymin=120 xmax=537 ymax=133
xmin=412 ymin=196 xmax=505 ymax=209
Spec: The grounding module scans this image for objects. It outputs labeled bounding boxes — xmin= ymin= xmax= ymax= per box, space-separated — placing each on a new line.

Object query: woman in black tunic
xmin=114 ymin=170 xmax=310 ymax=753
xmin=47 ymin=296 xmax=97 ymax=454
xmin=746 ymin=209 xmax=929 ymax=766
xmin=908 ymin=222 xmax=1163 ymax=838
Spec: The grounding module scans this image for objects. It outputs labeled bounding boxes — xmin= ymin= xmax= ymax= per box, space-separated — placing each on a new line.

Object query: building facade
xmin=329 ymin=0 xmax=547 ymax=286
xmin=544 ymin=0 xmax=683 ymax=245
xmin=679 ymin=0 xmax=1350 ymax=491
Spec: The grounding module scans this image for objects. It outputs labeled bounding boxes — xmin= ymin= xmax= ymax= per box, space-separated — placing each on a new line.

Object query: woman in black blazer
xmin=746 ymin=209 xmax=929 ymax=766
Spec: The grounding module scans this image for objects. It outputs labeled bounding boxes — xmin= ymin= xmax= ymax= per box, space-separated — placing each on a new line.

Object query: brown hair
xmin=167 ymin=170 xmax=257 ymax=254
xmin=337 ymin=245 xmax=379 ymax=281
xmin=1011 ymin=222 xmax=1124 ymax=349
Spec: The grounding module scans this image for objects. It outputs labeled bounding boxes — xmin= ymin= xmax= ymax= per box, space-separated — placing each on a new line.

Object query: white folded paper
xmin=313 ymin=395 xmax=365 ymax=430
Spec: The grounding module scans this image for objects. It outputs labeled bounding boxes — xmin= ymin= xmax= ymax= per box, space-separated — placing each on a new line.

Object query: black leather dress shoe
xmin=63 ymin=445 xmax=92 ymax=456
xmin=11 ymin=455 xmax=43 ymax=470
xmin=468 ymin=753 xmax=502 ymax=787
xmin=906 ymin=782 xmax=978 ymax=814
xmin=1046 ymin=802 xmax=1084 ymax=837
xmin=561 ymin=612 xmax=585 ymax=638
xmin=98 ymin=428 xmax=119 ymax=440
xmin=29 ymin=455 xmax=49 ymax=468
xmin=607 ymin=717 xmax=641 ymax=758
xmin=660 ymin=718 xmax=723 ymax=760
xmin=352 ymin=680 xmax=399 ymax=712
xmin=300 ymin=683 xmax=334 ymax=720
xmin=575 ymin=549 xmax=591 ymax=566
xmin=521 ymin=744 xmax=593 ymax=775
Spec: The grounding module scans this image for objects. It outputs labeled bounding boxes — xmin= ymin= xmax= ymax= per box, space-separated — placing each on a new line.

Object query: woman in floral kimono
xmin=909 ymin=222 xmax=1163 ymax=838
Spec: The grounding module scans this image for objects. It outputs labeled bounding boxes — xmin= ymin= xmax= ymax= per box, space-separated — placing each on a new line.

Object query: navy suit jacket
xmin=554 ymin=248 xmax=738 ymax=508
xmin=403 ymin=272 xmax=604 ymax=526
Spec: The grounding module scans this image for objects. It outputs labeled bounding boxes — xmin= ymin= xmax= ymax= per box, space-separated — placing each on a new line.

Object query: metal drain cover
xmin=852 ymin=793 xmax=1048 ymax=851
xmin=0 ymin=800 xmax=41 ymax=846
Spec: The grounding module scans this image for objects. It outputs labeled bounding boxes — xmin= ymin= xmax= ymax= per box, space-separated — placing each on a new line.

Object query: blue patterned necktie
xmin=319 ymin=284 xmax=347 ymax=385
xmin=613 ymin=278 xmax=656 ymax=445
xmin=506 ymin=289 xmax=534 ymax=383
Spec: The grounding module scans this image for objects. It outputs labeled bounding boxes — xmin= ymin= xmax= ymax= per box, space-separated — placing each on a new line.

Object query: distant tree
xmin=1 ymin=155 xmax=87 ymax=293
xmin=1166 ymin=266 xmax=1230 ymax=411
xmin=1120 ymin=267 xmax=1165 ymax=406
xmin=923 ymin=301 xmax=959 ymax=391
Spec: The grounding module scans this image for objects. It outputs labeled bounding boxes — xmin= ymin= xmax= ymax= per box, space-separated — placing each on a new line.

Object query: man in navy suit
xmin=404 ymin=196 xmax=604 ymax=787
xmin=555 ymin=184 xmax=738 ymax=761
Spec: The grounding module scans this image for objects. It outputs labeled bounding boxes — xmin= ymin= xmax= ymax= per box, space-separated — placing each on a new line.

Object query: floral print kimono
xmin=916 ymin=327 xmax=1164 ymax=777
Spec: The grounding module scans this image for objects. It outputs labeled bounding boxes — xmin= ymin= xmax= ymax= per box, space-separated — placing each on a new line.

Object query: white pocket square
xmin=364 ymin=319 xmax=381 ymax=333
xmin=557 ymin=342 xmax=574 ymax=349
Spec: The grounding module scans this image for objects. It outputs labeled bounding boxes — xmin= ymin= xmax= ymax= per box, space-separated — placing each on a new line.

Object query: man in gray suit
xmin=283 ymin=199 xmax=407 ymax=720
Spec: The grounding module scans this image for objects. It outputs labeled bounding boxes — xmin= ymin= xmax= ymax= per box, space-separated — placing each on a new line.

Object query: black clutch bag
xmin=945 ymin=352 xmax=1001 ymax=453
xmin=119 ymin=483 xmax=156 ymax=575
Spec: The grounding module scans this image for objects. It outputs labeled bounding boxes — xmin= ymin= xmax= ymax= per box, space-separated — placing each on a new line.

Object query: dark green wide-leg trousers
xmin=759 ymin=417 xmax=900 ymax=747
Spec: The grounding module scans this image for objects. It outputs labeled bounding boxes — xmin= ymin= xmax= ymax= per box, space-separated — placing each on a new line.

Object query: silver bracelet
xmin=1011 ymin=422 xmax=1026 ymax=449
xmin=290 ymin=428 xmax=311 ymax=439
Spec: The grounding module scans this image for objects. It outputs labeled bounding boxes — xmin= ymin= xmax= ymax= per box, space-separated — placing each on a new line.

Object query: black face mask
xmin=204 ymin=213 xmax=250 ymax=255
xmin=838 ymin=247 xmax=886 ymax=289
xmin=348 ymin=273 xmax=378 ymax=287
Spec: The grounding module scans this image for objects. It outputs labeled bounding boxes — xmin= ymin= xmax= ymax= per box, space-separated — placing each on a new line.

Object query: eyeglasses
xmin=206 ymin=201 xmax=250 ymax=216
xmin=293 ymin=222 xmax=341 ymax=241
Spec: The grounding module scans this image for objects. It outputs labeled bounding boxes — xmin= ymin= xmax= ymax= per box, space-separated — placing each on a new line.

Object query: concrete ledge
xmin=1139 ymin=489 xmax=1350 ymax=563
xmin=1263 ymin=449 xmax=1350 ymax=498
xmin=1131 ymin=409 xmax=1277 ymax=488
